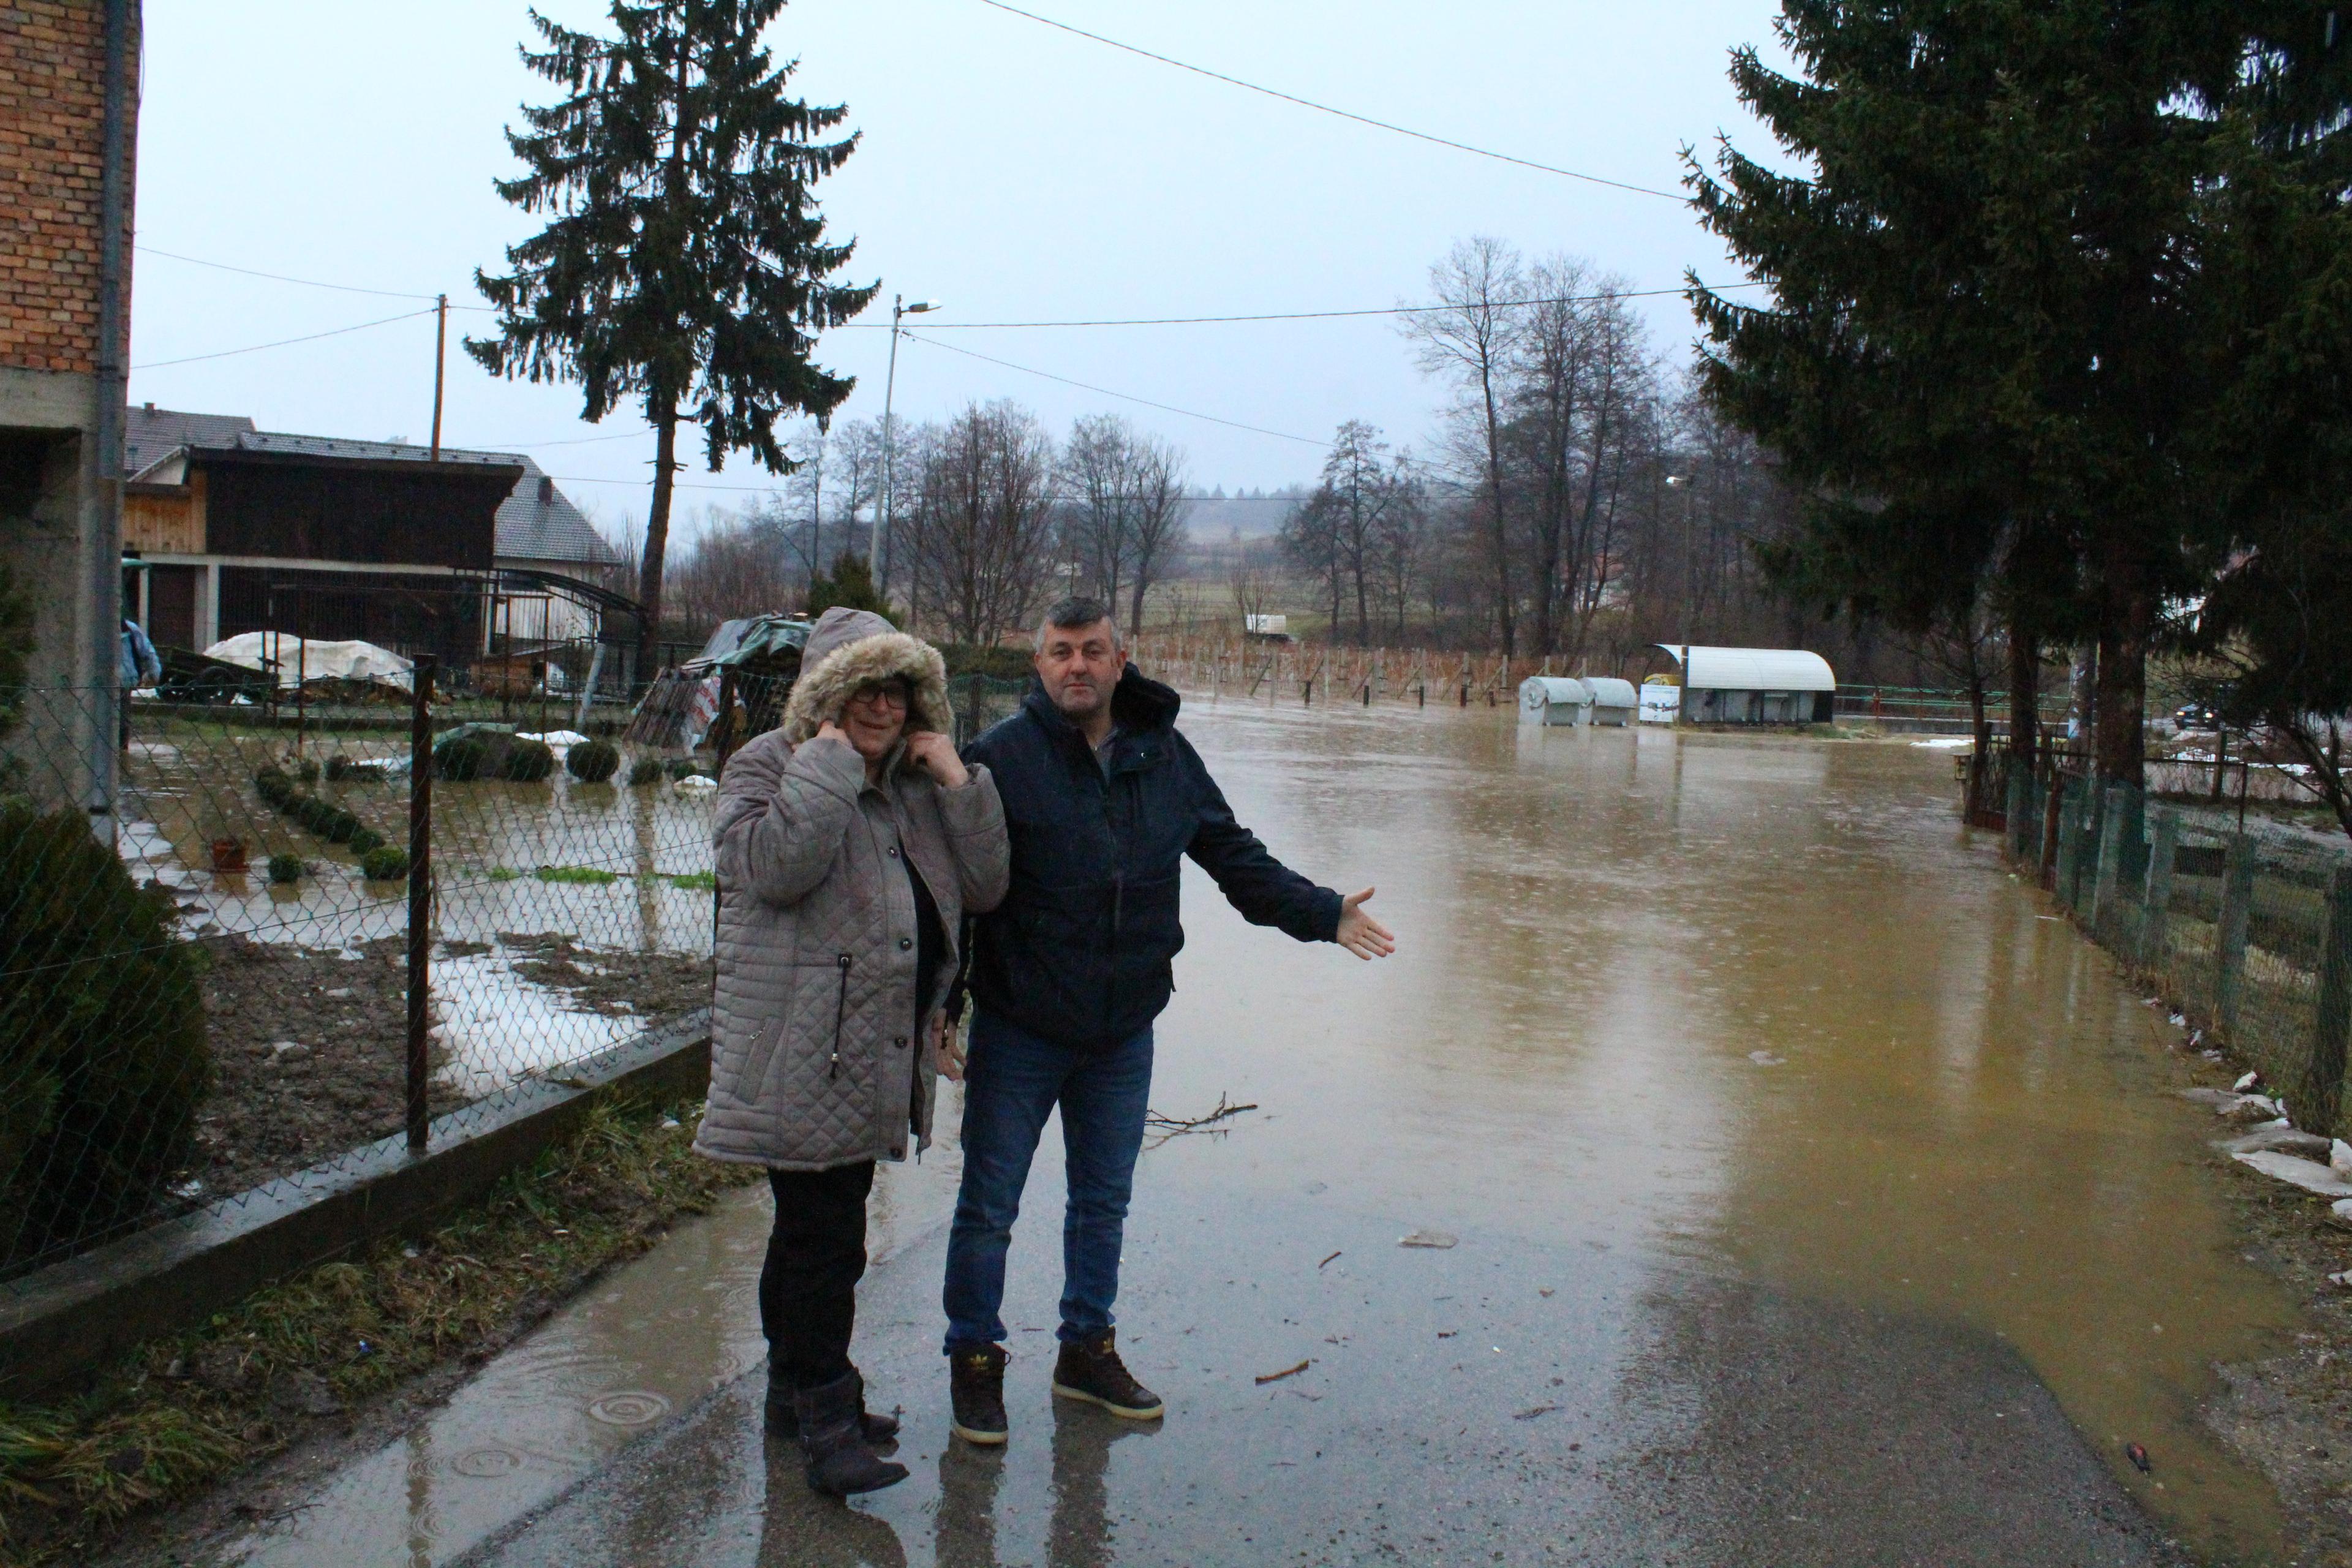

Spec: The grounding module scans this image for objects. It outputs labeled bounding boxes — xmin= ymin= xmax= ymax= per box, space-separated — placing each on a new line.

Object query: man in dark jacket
xmin=941 ymin=598 xmax=1394 ymax=1446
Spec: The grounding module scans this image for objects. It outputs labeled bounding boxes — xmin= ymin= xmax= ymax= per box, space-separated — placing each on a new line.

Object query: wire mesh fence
xmin=2002 ymin=757 xmax=2352 ymax=1136
xmin=0 ymin=676 xmax=729 ymax=1286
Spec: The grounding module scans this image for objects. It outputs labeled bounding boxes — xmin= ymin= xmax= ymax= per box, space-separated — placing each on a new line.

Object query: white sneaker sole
xmin=1050 ymin=1381 xmax=1165 ymax=1420
xmin=950 ymin=1419 xmax=1008 ymax=1446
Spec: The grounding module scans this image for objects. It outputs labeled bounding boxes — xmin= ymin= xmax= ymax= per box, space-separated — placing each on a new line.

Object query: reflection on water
xmin=1152 ymin=701 xmax=2293 ymax=1559
xmin=174 ymin=1135 xmax=962 ymax=1568
xmin=138 ymin=703 xmax=2301 ymax=1564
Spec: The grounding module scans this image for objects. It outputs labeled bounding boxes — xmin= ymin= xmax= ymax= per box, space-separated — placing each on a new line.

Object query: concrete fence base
xmin=0 ymin=1010 xmax=712 ymax=1403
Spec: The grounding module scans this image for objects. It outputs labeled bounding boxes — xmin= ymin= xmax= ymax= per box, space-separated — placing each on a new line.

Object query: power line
xmin=845 ymin=281 xmax=1762 ymax=330
xmin=973 ymin=0 xmax=1685 ymax=202
xmin=899 ymin=330 xmax=1327 ymax=446
xmin=131 ymin=307 xmax=437 ymax=371
xmin=136 ymin=244 xmax=444 ymax=303
xmin=135 ymin=242 xmax=1762 ymax=334
xmin=547 ymin=470 xmax=1303 ymax=504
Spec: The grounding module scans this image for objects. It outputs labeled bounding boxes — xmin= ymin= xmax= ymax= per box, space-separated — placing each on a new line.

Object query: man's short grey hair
xmin=1036 ymin=596 xmax=1122 ymax=652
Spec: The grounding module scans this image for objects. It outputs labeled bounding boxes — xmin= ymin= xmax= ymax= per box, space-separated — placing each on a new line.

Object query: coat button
xmin=894 ymin=1036 xmax=908 ymax=1049
xmin=892 ymin=1147 xmax=905 ymax=1158
xmin=899 ymin=937 xmax=912 ymax=951
xmin=888 ymin=845 xmax=899 ymax=858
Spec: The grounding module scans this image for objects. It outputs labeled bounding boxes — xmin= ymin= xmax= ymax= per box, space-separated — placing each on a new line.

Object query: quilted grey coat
xmin=695 ymin=609 xmax=1009 ymax=1170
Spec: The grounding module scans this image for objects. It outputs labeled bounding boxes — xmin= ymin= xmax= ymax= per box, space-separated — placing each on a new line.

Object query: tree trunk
xmin=2005 ymin=617 xmax=2039 ymax=780
xmin=1481 ymin=366 xmax=1514 ymax=656
xmin=2093 ymin=571 xmax=2150 ymax=788
xmin=636 ymin=397 xmax=679 ymax=688
xmin=1128 ymin=572 xmax=1148 ymax=642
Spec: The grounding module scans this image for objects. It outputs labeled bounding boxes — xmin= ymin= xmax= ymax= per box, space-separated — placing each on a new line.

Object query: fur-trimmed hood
xmin=779 ymin=606 xmax=951 ymax=742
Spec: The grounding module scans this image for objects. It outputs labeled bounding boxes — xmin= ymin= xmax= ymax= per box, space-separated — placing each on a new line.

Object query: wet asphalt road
xmin=455 ymin=1177 xmax=2175 ymax=1568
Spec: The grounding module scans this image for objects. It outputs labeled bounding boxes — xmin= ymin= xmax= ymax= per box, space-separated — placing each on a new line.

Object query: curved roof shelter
xmin=1652 ymin=645 xmax=1836 ymax=692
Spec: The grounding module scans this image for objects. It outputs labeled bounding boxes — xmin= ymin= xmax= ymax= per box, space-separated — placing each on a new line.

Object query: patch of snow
xmin=2234 ymin=1149 xmax=2352 ymax=1198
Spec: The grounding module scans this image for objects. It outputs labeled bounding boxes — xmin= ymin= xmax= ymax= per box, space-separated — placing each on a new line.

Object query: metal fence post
xmin=2215 ymin=832 xmax=2256 ymax=1039
xmin=2039 ymin=764 xmax=2063 ymax=888
xmin=2056 ymin=781 xmax=2083 ymax=908
xmin=2006 ymin=761 xmax=2030 ymax=863
xmin=2297 ymin=865 xmax=2352 ymax=1139
xmin=406 ymin=655 xmax=435 ymax=1152
xmin=2090 ymin=783 xmax=2126 ymax=935
xmin=2141 ymin=809 xmax=2177 ymax=973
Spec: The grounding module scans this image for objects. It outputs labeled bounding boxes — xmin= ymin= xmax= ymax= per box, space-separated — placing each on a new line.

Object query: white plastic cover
xmin=200 ymin=633 xmax=415 ymax=690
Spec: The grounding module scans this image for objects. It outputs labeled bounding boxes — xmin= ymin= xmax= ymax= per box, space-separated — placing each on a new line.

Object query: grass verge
xmin=0 ymin=1090 xmax=760 ymax=1567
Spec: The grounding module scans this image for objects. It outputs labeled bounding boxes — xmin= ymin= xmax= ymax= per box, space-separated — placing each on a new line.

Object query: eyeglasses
xmin=847 ymin=682 xmax=910 ymax=710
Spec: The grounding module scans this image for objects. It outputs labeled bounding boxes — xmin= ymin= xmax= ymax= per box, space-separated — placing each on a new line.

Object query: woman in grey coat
xmin=696 ymin=606 xmax=1008 ymax=1496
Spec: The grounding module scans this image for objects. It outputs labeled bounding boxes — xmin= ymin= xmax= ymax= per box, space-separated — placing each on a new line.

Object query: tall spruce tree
xmin=2187 ymin=15 xmax=2352 ymax=838
xmin=469 ymin=1 xmax=876 ymax=680
xmin=1687 ymin=2 xmax=2250 ymax=785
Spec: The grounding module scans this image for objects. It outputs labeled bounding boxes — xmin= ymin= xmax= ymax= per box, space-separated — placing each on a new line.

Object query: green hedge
xmin=0 ymin=807 xmax=210 ymax=1266
xmin=567 ymin=738 xmax=620 ymax=783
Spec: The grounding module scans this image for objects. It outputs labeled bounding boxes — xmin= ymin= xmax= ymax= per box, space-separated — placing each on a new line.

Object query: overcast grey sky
xmin=126 ymin=1 xmax=1785 ymax=543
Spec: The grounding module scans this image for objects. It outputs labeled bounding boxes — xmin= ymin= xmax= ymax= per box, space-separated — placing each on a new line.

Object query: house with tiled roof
xmin=121 ymin=404 xmax=624 ymax=657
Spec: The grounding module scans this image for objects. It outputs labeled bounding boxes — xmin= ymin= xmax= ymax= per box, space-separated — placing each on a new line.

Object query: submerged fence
xmin=1999 ymin=755 xmax=2352 ymax=1135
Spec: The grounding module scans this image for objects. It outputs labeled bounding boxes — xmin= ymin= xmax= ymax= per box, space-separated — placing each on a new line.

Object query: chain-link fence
xmin=0 ymin=674 xmax=730 ymax=1286
xmin=0 ymin=656 xmax=1039 ymax=1287
xmin=2002 ymin=757 xmax=2352 ymax=1134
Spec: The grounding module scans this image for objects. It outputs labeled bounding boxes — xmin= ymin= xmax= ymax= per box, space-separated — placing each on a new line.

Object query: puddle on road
xmin=142 ymin=701 xmax=2300 ymax=1565
xmin=167 ymin=1129 xmax=963 ymax=1568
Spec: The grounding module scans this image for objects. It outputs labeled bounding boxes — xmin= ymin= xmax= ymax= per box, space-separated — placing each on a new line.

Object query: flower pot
xmin=209 ymin=836 xmax=248 ymax=873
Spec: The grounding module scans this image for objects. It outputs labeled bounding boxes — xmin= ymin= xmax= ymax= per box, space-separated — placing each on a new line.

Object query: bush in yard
xmin=360 ymin=846 xmax=410 ymax=881
xmin=626 ymin=757 xmax=665 ymax=787
xmin=434 ymin=732 xmax=496 ymax=781
xmin=0 ymin=805 xmax=210 ymax=1267
xmin=325 ymin=754 xmax=363 ymax=782
xmin=502 ymin=739 xmax=557 ymax=783
xmin=293 ymin=758 xmax=320 ymax=785
xmin=267 ymin=853 xmax=303 ymax=885
xmin=348 ymin=826 xmax=385 ymax=856
xmin=566 ymin=738 xmax=620 ymax=783
xmin=665 ymin=756 xmax=703 ymax=781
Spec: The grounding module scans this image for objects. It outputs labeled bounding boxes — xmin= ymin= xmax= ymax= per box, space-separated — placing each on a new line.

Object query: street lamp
xmin=871 ymin=294 xmax=943 ymax=581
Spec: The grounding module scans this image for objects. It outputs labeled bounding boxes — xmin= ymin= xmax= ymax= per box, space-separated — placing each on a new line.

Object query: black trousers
xmin=760 ymin=1161 xmax=876 ymax=1391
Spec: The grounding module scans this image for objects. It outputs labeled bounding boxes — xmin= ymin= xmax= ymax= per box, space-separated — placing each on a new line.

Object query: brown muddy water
xmin=130 ymin=703 xmax=2298 ymax=1566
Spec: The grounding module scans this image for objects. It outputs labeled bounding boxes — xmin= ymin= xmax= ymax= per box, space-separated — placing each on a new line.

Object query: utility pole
xmin=429 ymin=293 xmax=448 ymax=460
xmin=870 ymin=294 xmax=940 ymax=587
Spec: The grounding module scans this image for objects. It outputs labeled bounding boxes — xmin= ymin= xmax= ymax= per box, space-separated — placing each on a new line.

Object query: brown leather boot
xmin=794 ymin=1370 xmax=908 ymax=1498
xmin=1050 ymin=1329 xmax=1164 ymax=1420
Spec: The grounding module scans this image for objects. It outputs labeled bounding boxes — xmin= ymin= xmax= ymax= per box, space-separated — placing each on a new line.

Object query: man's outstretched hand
xmin=1335 ymin=887 xmax=1396 ymax=961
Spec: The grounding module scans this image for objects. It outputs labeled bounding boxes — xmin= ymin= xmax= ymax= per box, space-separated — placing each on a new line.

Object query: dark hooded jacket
xmin=960 ymin=665 xmax=1340 ymax=1050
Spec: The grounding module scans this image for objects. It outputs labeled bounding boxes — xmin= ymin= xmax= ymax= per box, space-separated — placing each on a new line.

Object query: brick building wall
xmin=0 ymin=1 xmax=137 ymax=375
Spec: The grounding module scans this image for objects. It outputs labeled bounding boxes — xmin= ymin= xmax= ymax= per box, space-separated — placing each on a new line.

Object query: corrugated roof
xmin=121 ymin=408 xmax=620 ymax=568
xmin=125 ymin=405 xmax=256 ymax=477
xmin=1652 ymin=644 xmax=1837 ymax=692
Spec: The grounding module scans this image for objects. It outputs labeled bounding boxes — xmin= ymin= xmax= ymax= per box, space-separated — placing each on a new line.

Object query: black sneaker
xmin=1050 ymin=1329 xmax=1164 ymax=1420
xmin=949 ymin=1341 xmax=1009 ymax=1446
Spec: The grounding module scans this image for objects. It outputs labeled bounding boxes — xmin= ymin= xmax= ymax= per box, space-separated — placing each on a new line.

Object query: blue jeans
xmin=942 ymin=1009 xmax=1154 ymax=1351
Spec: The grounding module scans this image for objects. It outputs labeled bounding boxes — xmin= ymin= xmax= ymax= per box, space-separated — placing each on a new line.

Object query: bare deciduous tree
xmin=908 ymin=401 xmax=1058 ymax=646
xmin=1401 ymin=237 xmax=1526 ymax=654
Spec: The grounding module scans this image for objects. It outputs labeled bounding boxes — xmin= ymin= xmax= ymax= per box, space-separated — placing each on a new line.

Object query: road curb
xmin=0 ymin=1009 xmax=713 ymax=1402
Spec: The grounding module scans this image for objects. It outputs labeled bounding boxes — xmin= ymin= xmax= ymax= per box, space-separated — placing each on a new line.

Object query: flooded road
xmin=141 ymin=700 xmax=2298 ymax=1566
